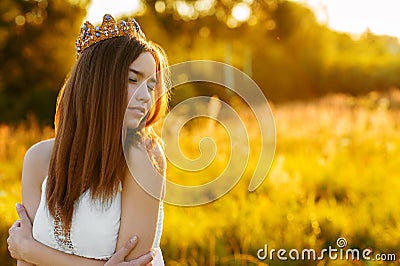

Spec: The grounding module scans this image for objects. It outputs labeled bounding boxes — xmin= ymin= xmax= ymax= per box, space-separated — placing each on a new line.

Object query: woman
xmin=7 ymin=14 xmax=169 ymax=265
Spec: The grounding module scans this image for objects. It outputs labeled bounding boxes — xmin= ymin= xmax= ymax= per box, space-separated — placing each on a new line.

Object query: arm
xmin=19 ymin=140 xmax=105 ymax=266
xmin=21 ymin=235 xmax=108 ymax=266
xmin=116 ymin=143 xmax=165 ymax=260
xmin=8 ymin=206 xmax=154 ymax=266
xmin=24 ymin=238 xmax=152 ymax=266
xmin=10 ymin=139 xmax=155 ymax=266
xmin=22 ymin=139 xmax=53 ymax=224
xmin=19 ymin=140 xmax=53 ymax=266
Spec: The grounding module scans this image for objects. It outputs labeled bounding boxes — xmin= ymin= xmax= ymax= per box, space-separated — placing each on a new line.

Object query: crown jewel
xmin=75 ymin=14 xmax=146 ymax=57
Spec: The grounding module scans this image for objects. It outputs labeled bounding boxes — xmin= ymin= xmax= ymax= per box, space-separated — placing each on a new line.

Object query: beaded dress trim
xmin=53 ymin=208 xmax=75 ymax=252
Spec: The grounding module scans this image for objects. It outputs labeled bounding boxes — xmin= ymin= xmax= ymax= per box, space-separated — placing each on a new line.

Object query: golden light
xmin=227 ymin=16 xmax=239 ymax=28
xmin=194 ymin=0 xmax=214 ymax=13
xmin=15 ymin=15 xmax=26 ymax=26
xmin=199 ymin=26 xmax=210 ymax=38
xmin=247 ymin=16 xmax=257 ymax=26
xmin=175 ymin=1 xmax=197 ymax=20
xmin=231 ymin=2 xmax=251 ymax=22
xmin=265 ymin=19 xmax=276 ymax=30
xmin=297 ymin=0 xmax=400 ymax=40
xmin=155 ymin=1 xmax=166 ymax=13
xmin=85 ymin=0 xmax=142 ymax=23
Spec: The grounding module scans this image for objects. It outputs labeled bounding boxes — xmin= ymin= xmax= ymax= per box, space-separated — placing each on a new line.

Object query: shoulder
xmin=23 ymin=138 xmax=54 ymax=186
xmin=25 ymin=138 xmax=54 ymax=161
xmin=124 ymin=142 xmax=165 ymax=199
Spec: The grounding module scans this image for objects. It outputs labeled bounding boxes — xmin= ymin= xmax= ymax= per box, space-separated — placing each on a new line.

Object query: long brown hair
xmin=47 ymin=35 xmax=169 ymax=232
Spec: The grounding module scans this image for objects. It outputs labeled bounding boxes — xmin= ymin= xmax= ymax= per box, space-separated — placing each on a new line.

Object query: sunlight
xmin=155 ymin=1 xmax=166 ymax=13
xmin=86 ymin=0 xmax=400 ymax=39
xmin=85 ymin=0 xmax=142 ymax=23
xmin=297 ymin=0 xmax=400 ymax=39
xmin=175 ymin=1 xmax=196 ymax=19
xmin=231 ymin=2 xmax=251 ymax=22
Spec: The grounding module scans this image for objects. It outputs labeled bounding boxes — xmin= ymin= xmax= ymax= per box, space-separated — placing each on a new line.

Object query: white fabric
xmin=32 ymin=176 xmax=164 ymax=264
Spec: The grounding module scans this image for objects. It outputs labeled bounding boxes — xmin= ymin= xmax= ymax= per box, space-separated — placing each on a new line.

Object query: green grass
xmin=1 ymin=93 xmax=399 ymax=265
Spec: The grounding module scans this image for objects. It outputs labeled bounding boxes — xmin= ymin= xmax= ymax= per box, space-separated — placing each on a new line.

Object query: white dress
xmin=32 ymin=176 xmax=164 ymax=264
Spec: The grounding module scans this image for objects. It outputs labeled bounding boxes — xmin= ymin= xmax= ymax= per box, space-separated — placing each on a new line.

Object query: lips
xmin=127 ymin=106 xmax=146 ymax=116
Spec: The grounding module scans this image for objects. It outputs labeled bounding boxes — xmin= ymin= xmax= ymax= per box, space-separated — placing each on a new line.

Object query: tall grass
xmin=1 ymin=92 xmax=399 ymax=265
xmin=0 ymin=116 xmax=54 ymax=266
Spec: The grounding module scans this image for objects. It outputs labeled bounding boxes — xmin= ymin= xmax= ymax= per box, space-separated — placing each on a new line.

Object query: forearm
xmin=23 ymin=239 xmax=106 ymax=266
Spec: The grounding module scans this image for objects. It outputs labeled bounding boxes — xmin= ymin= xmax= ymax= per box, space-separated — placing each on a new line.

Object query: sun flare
xmin=296 ymin=0 xmax=400 ymax=39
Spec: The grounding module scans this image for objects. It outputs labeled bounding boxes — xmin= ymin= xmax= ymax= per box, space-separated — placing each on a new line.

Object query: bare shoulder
xmin=125 ymin=141 xmax=165 ymax=199
xmin=23 ymin=138 xmax=54 ymax=179
xmin=23 ymin=138 xmax=54 ymax=191
xmin=25 ymin=138 xmax=54 ymax=158
xmin=22 ymin=138 xmax=54 ymax=222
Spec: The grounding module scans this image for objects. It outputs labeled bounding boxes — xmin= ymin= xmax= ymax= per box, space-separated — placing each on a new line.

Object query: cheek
xmin=127 ymin=87 xmax=135 ymax=104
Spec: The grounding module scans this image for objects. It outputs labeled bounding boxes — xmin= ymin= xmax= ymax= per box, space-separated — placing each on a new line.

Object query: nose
xmin=135 ymin=84 xmax=151 ymax=103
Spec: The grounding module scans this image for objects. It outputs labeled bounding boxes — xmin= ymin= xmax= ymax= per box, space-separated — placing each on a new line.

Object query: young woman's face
xmin=125 ymin=52 xmax=157 ymax=129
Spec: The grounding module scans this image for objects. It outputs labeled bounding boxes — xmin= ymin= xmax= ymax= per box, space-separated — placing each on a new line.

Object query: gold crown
xmin=75 ymin=14 xmax=146 ymax=57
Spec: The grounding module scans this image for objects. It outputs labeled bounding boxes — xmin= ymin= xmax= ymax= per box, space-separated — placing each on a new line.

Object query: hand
xmin=106 ymin=236 xmax=156 ymax=266
xmin=8 ymin=203 xmax=156 ymax=265
xmin=7 ymin=203 xmax=34 ymax=261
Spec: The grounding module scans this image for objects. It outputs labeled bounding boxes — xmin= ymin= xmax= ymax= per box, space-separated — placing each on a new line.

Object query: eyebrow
xmin=129 ymin=68 xmax=144 ymax=77
xmin=129 ymin=68 xmax=157 ymax=83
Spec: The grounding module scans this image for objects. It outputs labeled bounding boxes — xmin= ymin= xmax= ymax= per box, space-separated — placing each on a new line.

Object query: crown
xmin=75 ymin=14 xmax=146 ymax=57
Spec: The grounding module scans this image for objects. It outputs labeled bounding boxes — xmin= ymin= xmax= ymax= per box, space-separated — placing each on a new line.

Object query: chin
xmin=125 ymin=117 xmax=141 ymax=129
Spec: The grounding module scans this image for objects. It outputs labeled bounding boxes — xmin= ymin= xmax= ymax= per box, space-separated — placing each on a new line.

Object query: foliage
xmin=142 ymin=0 xmax=400 ymax=103
xmin=0 ymin=116 xmax=53 ymax=266
xmin=1 ymin=1 xmax=400 ymax=265
xmin=0 ymin=0 xmax=88 ymax=124
xmin=1 ymin=92 xmax=399 ymax=265
xmin=2 ymin=1 xmax=400 ymax=124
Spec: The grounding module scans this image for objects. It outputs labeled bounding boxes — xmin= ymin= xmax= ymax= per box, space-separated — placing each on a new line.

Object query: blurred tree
xmin=143 ymin=0 xmax=280 ymax=28
xmin=137 ymin=0 xmax=400 ymax=102
xmin=1 ymin=0 xmax=400 ymax=125
xmin=0 ymin=0 xmax=89 ymax=124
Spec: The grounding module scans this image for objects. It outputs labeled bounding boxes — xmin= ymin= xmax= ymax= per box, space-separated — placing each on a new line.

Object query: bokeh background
xmin=1 ymin=0 xmax=400 ymax=265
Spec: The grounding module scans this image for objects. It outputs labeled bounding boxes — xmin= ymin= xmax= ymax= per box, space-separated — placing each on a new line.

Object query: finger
xmin=131 ymin=250 xmax=155 ymax=266
xmin=112 ymin=236 xmax=139 ymax=262
xmin=8 ymin=220 xmax=21 ymax=234
xmin=16 ymin=203 xmax=31 ymax=227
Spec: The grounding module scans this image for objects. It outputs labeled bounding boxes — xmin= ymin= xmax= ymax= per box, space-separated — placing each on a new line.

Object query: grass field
xmin=1 ymin=91 xmax=399 ymax=265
